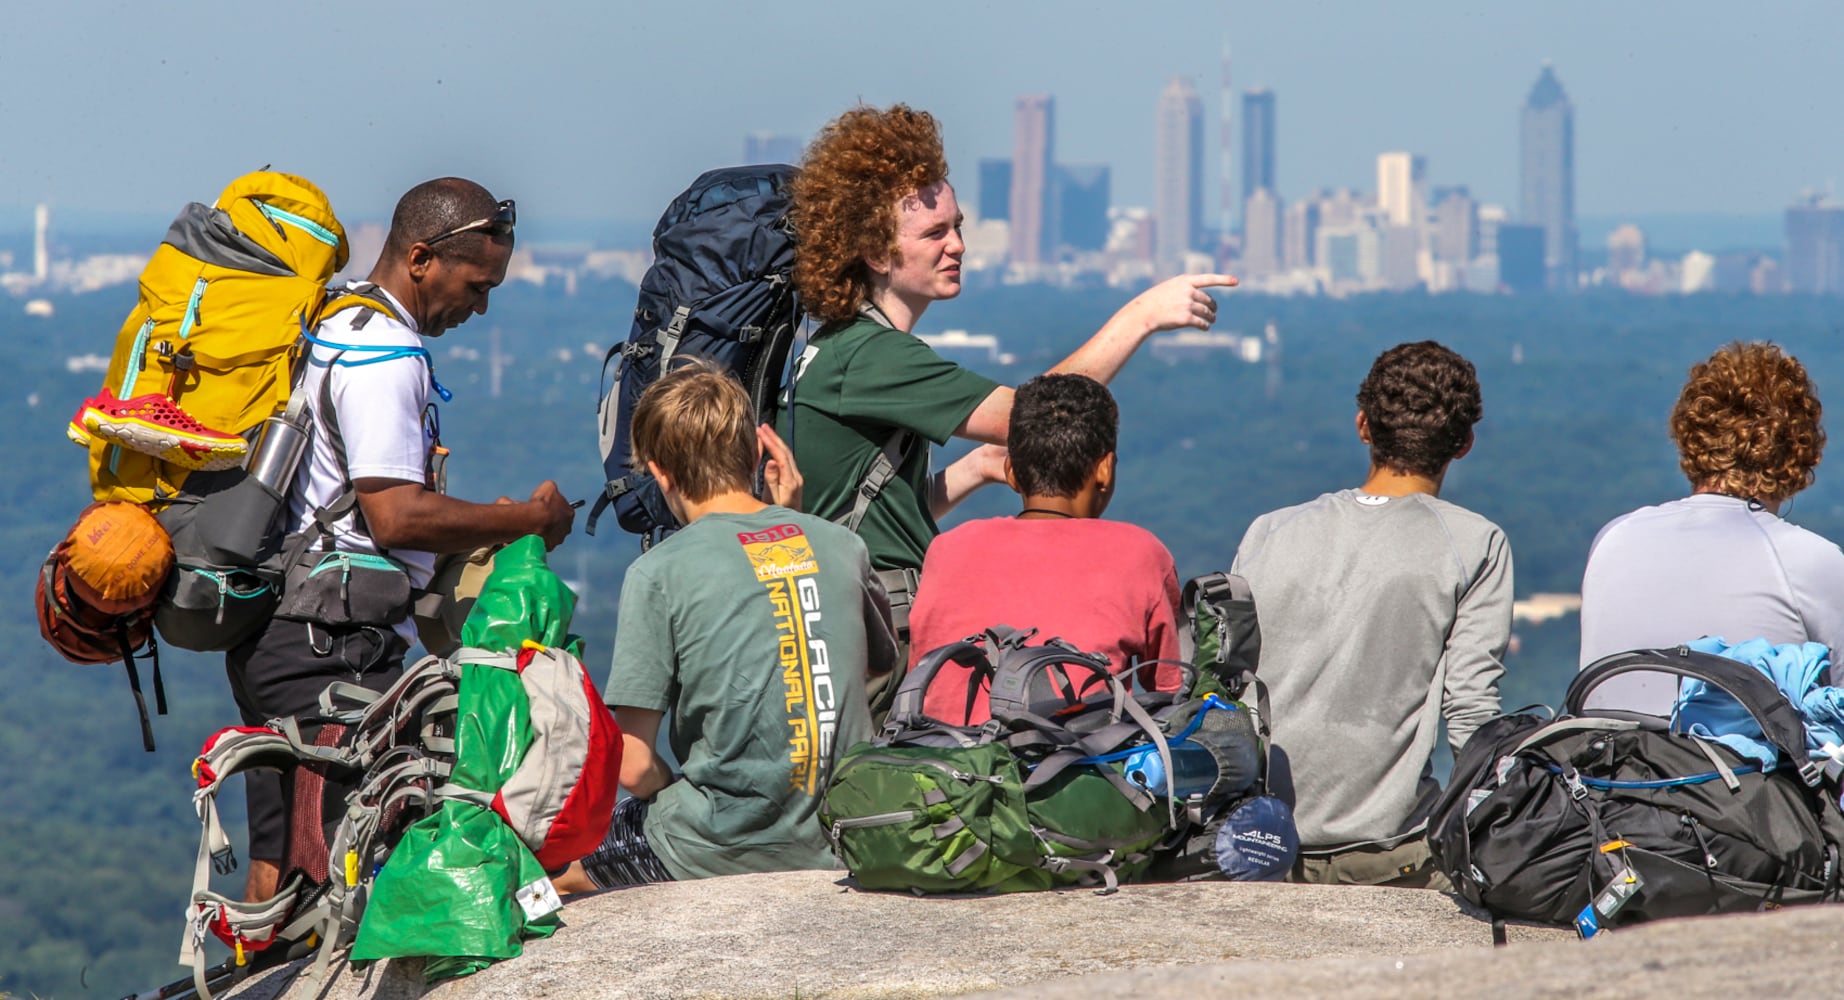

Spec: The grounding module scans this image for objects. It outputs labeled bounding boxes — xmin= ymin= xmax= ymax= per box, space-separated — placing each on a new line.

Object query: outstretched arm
xmin=355 ymin=478 xmax=575 ymax=552
xmin=955 ymin=273 xmax=1238 ymax=442
xmin=930 ymin=444 xmax=1009 ymax=520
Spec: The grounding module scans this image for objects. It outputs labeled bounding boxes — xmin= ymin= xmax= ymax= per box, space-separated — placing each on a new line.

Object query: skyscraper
xmin=1284 ymin=197 xmax=1320 ymax=271
xmin=1497 ymin=223 xmax=1548 ymax=294
xmin=1376 ymin=152 xmax=1427 ymax=228
xmin=1056 ymin=165 xmax=1111 ymax=252
xmin=1155 ymin=77 xmax=1204 ymax=267
xmin=1520 ymin=64 xmax=1577 ymax=290
xmin=743 ymin=132 xmax=803 ymax=165
xmin=1009 ymin=95 xmax=1056 ymax=267
xmin=1785 ymin=194 xmax=1844 ymax=295
xmin=33 ymin=204 xmax=49 ymax=282
xmin=1242 ymin=188 xmax=1282 ymax=276
xmin=1219 ymin=38 xmax=1234 ymax=241
xmin=1430 ymin=186 xmax=1478 ymax=264
xmin=1241 ymin=89 xmax=1276 ymax=206
xmin=978 ymin=158 xmax=1013 ymax=222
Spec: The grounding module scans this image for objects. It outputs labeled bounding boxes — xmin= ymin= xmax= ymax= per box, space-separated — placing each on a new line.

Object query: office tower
xmin=1379 ymin=224 xmax=1421 ymax=289
xmin=1785 ymin=194 xmax=1844 ymax=295
xmin=1219 ymin=38 xmax=1234 ymax=240
xmin=978 ymin=158 xmax=1013 ymax=222
xmin=1376 ymin=152 xmax=1427 ymax=228
xmin=1606 ymin=224 xmax=1647 ymax=275
xmin=1057 ymin=165 xmax=1110 ymax=252
xmin=1476 ymin=204 xmax=1508 ymax=258
xmin=1520 ymin=64 xmax=1577 ymax=290
xmin=1497 ymin=223 xmax=1547 ymax=293
xmin=1241 ymin=89 xmax=1276 ymax=205
xmin=33 ymin=204 xmax=49 ymax=282
xmin=1242 ymin=188 xmax=1282 ymax=276
xmin=743 ymin=132 xmax=803 ymax=165
xmin=1155 ymin=76 xmax=1205 ymax=266
xmin=1284 ymin=197 xmax=1320 ymax=270
xmin=1430 ymin=186 xmax=1477 ymax=263
xmin=1315 ymin=216 xmax=1382 ymax=287
xmin=1009 ymin=95 xmax=1056 ymax=266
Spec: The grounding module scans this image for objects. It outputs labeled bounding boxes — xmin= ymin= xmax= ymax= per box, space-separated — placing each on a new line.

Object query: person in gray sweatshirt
xmin=1232 ymin=340 xmax=1511 ymax=890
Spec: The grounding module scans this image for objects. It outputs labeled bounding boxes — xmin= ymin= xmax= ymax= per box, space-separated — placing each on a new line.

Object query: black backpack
xmin=589 ymin=164 xmax=801 ymax=542
xmin=1429 ymin=646 xmax=1844 ymax=936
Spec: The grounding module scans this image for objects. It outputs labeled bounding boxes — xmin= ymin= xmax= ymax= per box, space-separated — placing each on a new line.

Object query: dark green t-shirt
xmin=779 ymin=318 xmax=1001 ymax=571
xmin=604 ymin=507 xmax=895 ymax=879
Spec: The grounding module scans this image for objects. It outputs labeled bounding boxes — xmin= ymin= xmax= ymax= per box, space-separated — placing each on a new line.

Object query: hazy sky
xmin=3 ymin=0 xmax=1840 ymax=233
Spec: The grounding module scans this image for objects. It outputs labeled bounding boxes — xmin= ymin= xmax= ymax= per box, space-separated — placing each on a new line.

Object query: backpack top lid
xmin=63 ymin=501 xmax=173 ymax=615
xmin=214 ymin=171 xmax=350 ymax=276
xmin=633 ymin=164 xmax=797 ymax=338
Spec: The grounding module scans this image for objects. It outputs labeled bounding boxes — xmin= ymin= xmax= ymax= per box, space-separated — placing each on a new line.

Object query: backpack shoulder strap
xmin=1570 ymin=646 xmax=1819 ymax=784
xmin=835 ymin=430 xmax=918 ymax=533
xmin=880 ymin=634 xmax=996 ymax=742
xmin=318 ymin=281 xmax=407 ymax=331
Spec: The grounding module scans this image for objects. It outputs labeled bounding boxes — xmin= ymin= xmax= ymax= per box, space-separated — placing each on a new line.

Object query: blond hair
xmin=630 ymin=359 xmax=756 ymax=503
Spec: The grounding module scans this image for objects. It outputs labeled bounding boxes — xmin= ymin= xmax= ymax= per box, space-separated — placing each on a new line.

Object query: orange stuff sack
xmin=63 ymin=500 xmax=174 ymax=616
xmin=36 ymin=505 xmax=170 ymax=751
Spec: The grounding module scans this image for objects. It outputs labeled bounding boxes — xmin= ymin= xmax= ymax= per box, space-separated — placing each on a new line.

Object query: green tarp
xmin=349 ymin=536 xmax=585 ymax=982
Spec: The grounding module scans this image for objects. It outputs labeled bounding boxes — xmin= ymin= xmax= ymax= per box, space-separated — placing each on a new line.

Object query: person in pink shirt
xmin=908 ymin=374 xmax=1183 ymax=724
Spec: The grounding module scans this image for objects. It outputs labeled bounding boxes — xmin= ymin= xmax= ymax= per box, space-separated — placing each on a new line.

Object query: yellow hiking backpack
xmin=79 ymin=171 xmax=351 ymax=504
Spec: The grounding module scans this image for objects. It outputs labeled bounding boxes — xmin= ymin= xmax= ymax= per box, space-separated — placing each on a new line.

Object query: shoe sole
xmin=81 ymin=411 xmax=246 ymax=471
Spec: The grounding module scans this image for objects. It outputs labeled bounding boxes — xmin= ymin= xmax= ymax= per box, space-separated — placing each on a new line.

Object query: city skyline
xmin=2 ymin=2 xmax=1840 ymax=227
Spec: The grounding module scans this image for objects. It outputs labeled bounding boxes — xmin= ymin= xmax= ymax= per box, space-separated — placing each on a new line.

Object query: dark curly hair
xmin=1355 ymin=341 xmax=1483 ymax=478
xmin=1009 ymin=374 xmax=1118 ymax=497
xmin=789 ymin=105 xmax=948 ymax=324
xmin=1670 ymin=341 xmax=1824 ymax=503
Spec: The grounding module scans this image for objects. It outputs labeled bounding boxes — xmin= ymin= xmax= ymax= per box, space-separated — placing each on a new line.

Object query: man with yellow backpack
xmin=64 ymin=173 xmax=577 ymax=904
xmin=228 ymin=177 xmax=576 ymax=902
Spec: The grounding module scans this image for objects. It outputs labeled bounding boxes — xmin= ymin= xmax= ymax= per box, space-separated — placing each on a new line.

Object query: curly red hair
xmin=1670 ymin=341 xmax=1825 ymax=503
xmin=789 ymin=105 xmax=948 ymax=324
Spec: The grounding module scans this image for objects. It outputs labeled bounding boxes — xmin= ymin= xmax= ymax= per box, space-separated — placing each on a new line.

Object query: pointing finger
xmin=1188 ymin=273 xmax=1240 ymax=288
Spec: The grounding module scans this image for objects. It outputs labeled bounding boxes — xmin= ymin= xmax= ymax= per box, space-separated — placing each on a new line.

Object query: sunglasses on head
xmin=424 ymin=199 xmax=516 ymax=247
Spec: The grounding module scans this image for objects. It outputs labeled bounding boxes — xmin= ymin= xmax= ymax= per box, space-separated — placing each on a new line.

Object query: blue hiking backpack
xmin=589 ymin=164 xmax=801 ymax=542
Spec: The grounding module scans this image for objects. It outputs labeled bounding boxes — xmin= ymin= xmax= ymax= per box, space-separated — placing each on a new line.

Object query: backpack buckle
xmin=1800 ymin=760 xmax=1824 ymax=788
xmin=1563 ymin=768 xmax=1589 ymax=801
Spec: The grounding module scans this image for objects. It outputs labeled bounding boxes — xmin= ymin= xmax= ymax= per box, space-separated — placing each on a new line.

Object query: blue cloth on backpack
xmin=1674 ymin=636 xmax=1844 ymax=770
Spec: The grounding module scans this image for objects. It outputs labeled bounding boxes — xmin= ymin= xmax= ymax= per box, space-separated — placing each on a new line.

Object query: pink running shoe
xmin=69 ymin=389 xmax=247 ymax=471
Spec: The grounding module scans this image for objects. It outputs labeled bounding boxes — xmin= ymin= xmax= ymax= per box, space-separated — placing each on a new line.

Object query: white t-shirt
xmin=1579 ymin=493 xmax=1844 ymax=712
xmin=288 ymin=285 xmax=437 ymax=644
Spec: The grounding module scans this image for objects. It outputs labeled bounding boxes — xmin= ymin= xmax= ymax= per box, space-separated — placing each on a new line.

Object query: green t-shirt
xmin=604 ymin=507 xmax=895 ymax=879
xmin=779 ymin=318 xmax=1001 ymax=571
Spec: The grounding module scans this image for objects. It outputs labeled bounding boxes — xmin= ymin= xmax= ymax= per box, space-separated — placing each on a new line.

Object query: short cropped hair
xmin=382 ymin=177 xmax=511 ymax=266
xmin=790 ymin=105 xmax=949 ymax=324
xmin=1355 ymin=341 xmax=1483 ymax=478
xmin=1008 ymin=374 xmax=1119 ymax=498
xmin=1670 ymin=341 xmax=1824 ymax=503
xmin=630 ymin=359 xmax=756 ymax=503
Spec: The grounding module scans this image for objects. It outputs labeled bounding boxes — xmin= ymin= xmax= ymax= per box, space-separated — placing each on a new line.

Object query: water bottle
xmin=1121 ymin=740 xmax=1220 ymax=798
xmin=244 ymin=410 xmax=311 ymax=494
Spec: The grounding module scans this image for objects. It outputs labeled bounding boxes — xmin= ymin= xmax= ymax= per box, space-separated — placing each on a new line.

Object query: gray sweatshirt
xmin=1233 ymin=489 xmax=1512 ymax=850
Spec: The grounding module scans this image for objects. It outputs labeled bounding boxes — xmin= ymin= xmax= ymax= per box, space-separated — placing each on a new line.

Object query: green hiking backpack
xmin=821 ymin=627 xmax=1259 ymax=894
